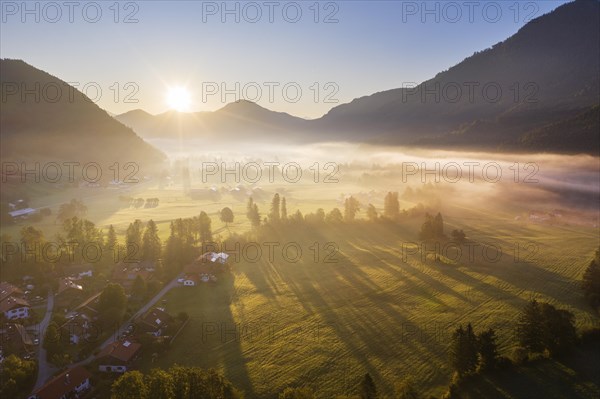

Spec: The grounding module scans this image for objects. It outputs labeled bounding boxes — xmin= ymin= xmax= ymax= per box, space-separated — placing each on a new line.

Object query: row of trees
xmin=111 ymin=366 xmax=242 ymax=399
xmin=448 ymin=299 xmax=578 ymax=377
xmin=242 ymin=191 xmax=432 ymax=229
xmin=110 ymin=368 xmax=423 ymax=399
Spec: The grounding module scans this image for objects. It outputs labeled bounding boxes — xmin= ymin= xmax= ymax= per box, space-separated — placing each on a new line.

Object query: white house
xmin=183 ymin=275 xmax=199 ymax=286
xmin=8 ymin=208 xmax=37 ymax=218
xmin=0 ymin=296 xmax=30 ymax=320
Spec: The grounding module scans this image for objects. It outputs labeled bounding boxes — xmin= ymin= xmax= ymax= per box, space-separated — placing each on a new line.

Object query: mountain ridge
xmin=0 ymin=58 xmax=166 ymax=168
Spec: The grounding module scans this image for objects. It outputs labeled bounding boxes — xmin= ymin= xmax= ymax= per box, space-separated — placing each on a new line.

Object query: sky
xmin=1 ymin=0 xmax=570 ymax=118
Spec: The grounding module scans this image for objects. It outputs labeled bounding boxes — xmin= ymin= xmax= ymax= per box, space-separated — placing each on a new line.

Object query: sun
xmin=166 ymin=86 xmax=191 ymax=112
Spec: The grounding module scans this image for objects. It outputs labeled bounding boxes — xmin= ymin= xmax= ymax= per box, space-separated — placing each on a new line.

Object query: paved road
xmin=32 ymin=291 xmax=56 ymax=391
xmin=72 ymin=276 xmax=180 ymax=367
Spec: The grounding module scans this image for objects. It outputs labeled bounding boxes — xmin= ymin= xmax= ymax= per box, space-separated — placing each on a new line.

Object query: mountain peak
xmin=118 ymin=109 xmax=155 ymax=118
xmin=217 ymin=100 xmax=265 ymax=114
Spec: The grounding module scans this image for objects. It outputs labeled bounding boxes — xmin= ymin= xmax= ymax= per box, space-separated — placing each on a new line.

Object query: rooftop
xmin=31 ymin=366 xmax=91 ymax=399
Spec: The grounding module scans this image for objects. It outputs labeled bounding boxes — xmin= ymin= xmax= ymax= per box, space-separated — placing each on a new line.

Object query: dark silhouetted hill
xmin=0 ymin=59 xmax=165 ymax=167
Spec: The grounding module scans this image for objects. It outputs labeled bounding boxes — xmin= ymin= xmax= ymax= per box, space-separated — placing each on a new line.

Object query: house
xmin=189 ymin=187 xmax=220 ymax=200
xmin=0 ymin=323 xmax=34 ymax=357
xmin=28 ymin=366 xmax=92 ymax=399
xmin=111 ymin=263 xmax=155 ymax=290
xmin=60 ymin=315 xmax=98 ymax=345
xmin=182 ymin=254 xmax=224 ymax=285
xmin=8 ymin=208 xmax=37 ymax=219
xmin=183 ymin=274 xmax=199 ymax=286
xmin=0 ymin=282 xmax=31 ymax=319
xmin=57 ymin=278 xmax=83 ymax=294
xmin=199 ymin=251 xmax=230 ymax=264
xmin=56 ymin=278 xmax=84 ymax=308
xmin=136 ymin=307 xmax=174 ymax=336
xmin=72 ymin=292 xmax=102 ymax=321
xmin=97 ymin=339 xmax=142 ymax=373
xmin=0 ymin=282 xmax=24 ymax=302
xmin=62 ymin=264 xmax=94 ymax=280
xmin=0 ymin=296 xmax=31 ymax=320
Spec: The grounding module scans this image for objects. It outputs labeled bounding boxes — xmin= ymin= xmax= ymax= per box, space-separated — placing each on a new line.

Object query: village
xmin=0 ymin=250 xmax=230 ymax=399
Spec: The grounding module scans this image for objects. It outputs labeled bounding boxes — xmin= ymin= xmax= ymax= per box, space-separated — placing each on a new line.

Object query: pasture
xmin=134 ymin=217 xmax=599 ymax=397
xmin=3 ymin=161 xmax=599 ymax=397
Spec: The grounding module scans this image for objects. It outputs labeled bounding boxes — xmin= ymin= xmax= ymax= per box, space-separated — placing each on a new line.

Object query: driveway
xmin=32 ymin=290 xmax=56 ymax=391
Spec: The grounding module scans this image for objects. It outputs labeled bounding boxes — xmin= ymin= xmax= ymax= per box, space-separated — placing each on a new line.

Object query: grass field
xmin=3 ymin=159 xmax=599 ymax=397
xmin=132 ymin=217 xmax=599 ymax=398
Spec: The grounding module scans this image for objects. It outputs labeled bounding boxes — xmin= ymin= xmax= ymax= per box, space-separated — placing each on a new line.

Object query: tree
xmin=112 ymin=371 xmax=148 ymax=399
xmin=434 ymin=213 xmax=444 ymax=237
xmin=344 ymin=196 xmax=361 ymax=222
xmin=131 ymin=275 xmax=147 ymax=301
xmin=198 ymin=211 xmax=212 ymax=243
xmin=106 ymin=224 xmax=118 ymax=251
xmin=56 ymin=199 xmax=87 ymax=222
xmin=359 ymin=373 xmax=378 ymax=399
xmin=43 ymin=322 xmax=61 ymax=359
xmin=142 ymin=220 xmax=161 ymax=262
xmin=117 ymin=366 xmax=243 ymax=399
xmin=539 ymin=302 xmax=577 ymax=356
xmin=419 ymin=213 xmax=435 ymax=240
xmin=246 ymin=197 xmax=261 ymax=228
xmin=281 ymin=197 xmax=288 ymax=221
xmin=366 ymin=204 xmax=378 ymax=222
xmin=269 ymin=193 xmax=281 ymax=223
xmin=0 ymin=355 xmax=36 ymax=398
xmin=99 ymin=283 xmax=127 ymax=325
xmin=126 ymin=219 xmax=143 ymax=261
xmin=515 ymin=299 xmax=544 ymax=353
xmin=419 ymin=212 xmax=444 ymax=240
xmin=220 ymin=207 xmax=234 ymax=227
xmin=279 ymin=387 xmax=317 ymax=399
xmin=146 ymin=369 xmax=175 ymax=399
xmin=383 ymin=192 xmax=400 ymax=219
xmin=449 ymin=324 xmax=478 ymax=377
xmin=582 ymin=250 xmax=600 ymax=308
xmin=20 ymin=226 xmax=46 ymax=265
xmin=326 ymin=208 xmax=343 ymax=223
xmin=477 ymin=328 xmax=499 ymax=370
xmin=451 ymin=229 xmax=466 ymax=244
xmin=289 ymin=210 xmax=304 ymax=224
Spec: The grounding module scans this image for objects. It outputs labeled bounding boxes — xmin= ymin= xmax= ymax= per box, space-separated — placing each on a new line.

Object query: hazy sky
xmin=1 ymin=0 xmax=569 ymax=118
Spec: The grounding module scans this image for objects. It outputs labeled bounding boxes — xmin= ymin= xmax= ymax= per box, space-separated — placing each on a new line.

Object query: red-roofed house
xmin=28 ymin=366 xmax=91 ymax=399
xmin=97 ymin=339 xmax=142 ymax=373
xmin=136 ymin=307 xmax=174 ymax=336
xmin=0 ymin=296 xmax=30 ymax=320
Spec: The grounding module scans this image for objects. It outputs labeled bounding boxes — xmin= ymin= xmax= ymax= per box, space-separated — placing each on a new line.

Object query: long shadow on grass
xmin=264 ymin=226 xmax=452 ymax=395
xmin=162 ymin=277 xmax=257 ymax=397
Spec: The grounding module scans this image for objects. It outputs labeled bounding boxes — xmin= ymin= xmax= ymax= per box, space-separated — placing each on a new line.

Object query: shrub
xmin=511 ymin=347 xmax=529 ymax=365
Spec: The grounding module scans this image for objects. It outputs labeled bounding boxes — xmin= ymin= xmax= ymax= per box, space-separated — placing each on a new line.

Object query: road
xmin=72 ymin=276 xmax=180 ymax=367
xmin=32 ymin=290 xmax=56 ymax=391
